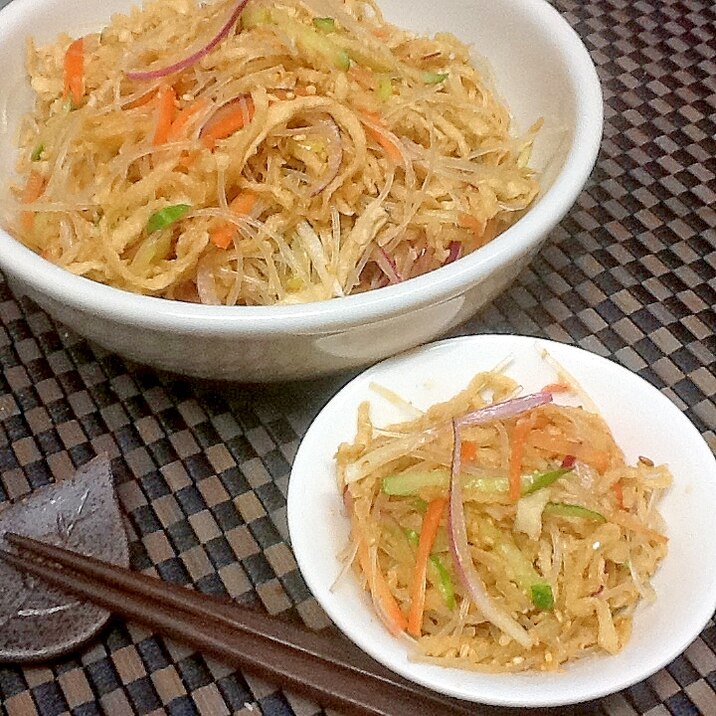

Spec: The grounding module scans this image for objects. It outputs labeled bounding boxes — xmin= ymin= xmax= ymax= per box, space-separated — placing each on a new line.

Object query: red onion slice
xmin=444 ymin=241 xmax=461 ymax=265
xmin=448 ymin=419 xmax=534 ymax=648
xmin=457 ymin=390 xmax=552 ymax=428
xmin=375 ymin=247 xmax=403 ymax=284
xmin=126 ymin=0 xmax=250 ymax=81
xmin=199 ymin=94 xmax=253 ymax=143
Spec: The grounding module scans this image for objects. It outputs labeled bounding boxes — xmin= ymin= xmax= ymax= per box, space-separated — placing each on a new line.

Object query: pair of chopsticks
xmin=0 ymin=533 xmax=476 ymax=716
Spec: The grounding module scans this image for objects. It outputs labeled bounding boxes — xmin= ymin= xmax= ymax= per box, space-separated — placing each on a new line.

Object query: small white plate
xmin=287 ymin=335 xmax=716 ymax=707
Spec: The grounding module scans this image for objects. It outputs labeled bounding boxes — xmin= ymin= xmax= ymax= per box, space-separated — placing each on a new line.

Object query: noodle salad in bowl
xmin=288 ymin=335 xmax=716 ymax=706
xmin=4 ymin=0 xmax=539 ymax=305
xmin=0 ymin=0 xmax=602 ymax=380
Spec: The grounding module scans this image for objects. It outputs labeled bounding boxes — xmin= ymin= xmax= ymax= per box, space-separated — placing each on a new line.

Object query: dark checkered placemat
xmin=1 ymin=0 xmax=715 ymax=712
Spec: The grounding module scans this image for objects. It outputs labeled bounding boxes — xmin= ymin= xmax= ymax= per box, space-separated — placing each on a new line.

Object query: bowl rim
xmin=0 ymin=0 xmax=602 ymax=334
xmin=287 ymin=334 xmax=716 ymax=706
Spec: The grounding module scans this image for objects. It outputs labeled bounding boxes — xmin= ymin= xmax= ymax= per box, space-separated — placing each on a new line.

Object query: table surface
xmin=1 ymin=0 xmax=715 ymax=714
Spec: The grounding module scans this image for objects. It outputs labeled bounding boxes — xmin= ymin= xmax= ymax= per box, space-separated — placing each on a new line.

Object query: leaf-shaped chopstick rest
xmin=0 ymin=454 xmax=128 ymax=661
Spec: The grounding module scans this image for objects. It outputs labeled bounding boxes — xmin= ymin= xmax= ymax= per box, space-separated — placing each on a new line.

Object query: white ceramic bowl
xmin=0 ymin=0 xmax=602 ymax=381
xmin=288 ymin=335 xmax=716 ymax=707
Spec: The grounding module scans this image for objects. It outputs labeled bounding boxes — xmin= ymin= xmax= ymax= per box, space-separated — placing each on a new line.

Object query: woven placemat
xmin=1 ymin=0 xmax=715 ymax=713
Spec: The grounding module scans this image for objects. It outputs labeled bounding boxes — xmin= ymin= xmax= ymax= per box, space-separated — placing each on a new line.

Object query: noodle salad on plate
xmin=288 ymin=335 xmax=716 ymax=705
xmin=6 ymin=0 xmax=540 ymax=305
xmin=337 ymin=357 xmax=670 ymax=672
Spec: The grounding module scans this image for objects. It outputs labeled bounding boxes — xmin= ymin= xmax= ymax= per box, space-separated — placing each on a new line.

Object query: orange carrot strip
xmin=460 ymin=440 xmax=477 ymax=463
xmin=228 ymin=191 xmax=257 ymax=216
xmin=363 ymin=125 xmax=403 ymax=163
xmin=209 ymin=191 xmax=258 ymax=249
xmin=20 ymin=170 xmax=45 ymax=232
xmin=344 ymin=489 xmax=406 ymax=635
xmin=355 ymin=528 xmax=407 ymax=635
xmin=177 ymin=150 xmax=199 ymax=171
xmin=407 ymin=497 xmax=446 ymax=637
xmin=360 ymin=112 xmax=404 ymax=162
xmin=361 ymin=110 xmax=385 ymax=124
xmin=167 ymin=98 xmax=210 ymax=141
xmin=611 ymin=481 xmax=624 ymax=510
xmin=152 ymin=84 xmax=177 ymax=146
xmin=528 ymin=431 xmax=610 ymax=474
xmin=457 ymin=212 xmax=483 ymax=238
xmin=543 ymin=382 xmax=571 ymax=394
xmin=209 ymin=225 xmax=235 ymax=251
xmin=349 ymin=65 xmax=375 ymax=88
xmin=509 ymin=414 xmax=536 ymax=502
xmin=200 ymin=96 xmax=255 ymax=149
xmin=123 ymin=88 xmax=158 ymax=110
xmin=63 ymin=38 xmax=84 ymax=106
xmin=458 ymin=213 xmax=498 ymax=249
xmin=21 ymin=171 xmax=45 ymax=203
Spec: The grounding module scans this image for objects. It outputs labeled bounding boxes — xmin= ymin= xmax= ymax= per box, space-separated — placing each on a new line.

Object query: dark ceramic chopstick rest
xmin=0 ymin=454 xmax=127 ymax=661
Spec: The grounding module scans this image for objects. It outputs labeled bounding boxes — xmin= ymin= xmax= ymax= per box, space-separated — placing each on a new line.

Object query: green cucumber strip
xmin=383 ymin=466 xmax=572 ymax=497
xmin=147 ymin=204 xmax=191 ymax=233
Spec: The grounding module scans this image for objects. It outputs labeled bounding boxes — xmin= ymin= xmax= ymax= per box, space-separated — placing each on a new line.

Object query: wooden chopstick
xmin=1 ymin=532 xmax=476 ymax=716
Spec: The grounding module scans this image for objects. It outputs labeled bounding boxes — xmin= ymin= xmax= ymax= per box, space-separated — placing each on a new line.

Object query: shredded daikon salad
xmin=336 ymin=367 xmax=670 ymax=671
xmin=5 ymin=0 xmax=540 ymax=305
